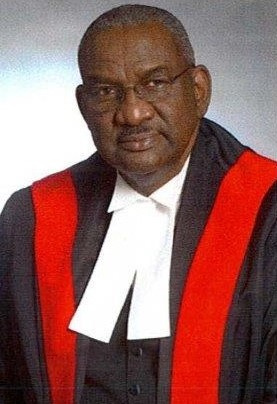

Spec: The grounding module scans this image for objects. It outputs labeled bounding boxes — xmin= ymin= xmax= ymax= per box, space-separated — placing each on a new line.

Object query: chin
xmin=117 ymin=161 xmax=158 ymax=175
xmin=117 ymin=153 xmax=166 ymax=174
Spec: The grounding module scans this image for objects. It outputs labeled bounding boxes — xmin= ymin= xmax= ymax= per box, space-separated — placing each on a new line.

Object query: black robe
xmin=0 ymin=118 xmax=276 ymax=403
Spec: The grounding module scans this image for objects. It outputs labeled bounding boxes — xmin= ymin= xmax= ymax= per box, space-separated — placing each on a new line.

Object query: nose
xmin=114 ymin=90 xmax=155 ymax=126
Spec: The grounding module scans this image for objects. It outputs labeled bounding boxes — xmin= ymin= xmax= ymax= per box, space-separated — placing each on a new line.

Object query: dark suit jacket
xmin=0 ymin=118 xmax=277 ymax=403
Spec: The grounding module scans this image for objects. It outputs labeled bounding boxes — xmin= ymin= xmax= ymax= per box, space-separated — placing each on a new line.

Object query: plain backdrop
xmin=1 ymin=0 xmax=277 ymax=210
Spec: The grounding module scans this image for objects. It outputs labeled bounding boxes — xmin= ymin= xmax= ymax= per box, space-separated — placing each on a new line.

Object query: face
xmin=77 ymin=21 xmax=211 ymax=185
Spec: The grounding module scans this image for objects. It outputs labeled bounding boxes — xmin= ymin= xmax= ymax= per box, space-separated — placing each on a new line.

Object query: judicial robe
xmin=0 ymin=118 xmax=276 ymax=404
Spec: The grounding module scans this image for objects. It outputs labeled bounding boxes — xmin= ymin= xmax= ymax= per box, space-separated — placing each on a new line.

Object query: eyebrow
xmin=83 ymin=65 xmax=172 ymax=85
xmin=142 ymin=66 xmax=171 ymax=77
xmin=83 ymin=76 xmax=119 ymax=86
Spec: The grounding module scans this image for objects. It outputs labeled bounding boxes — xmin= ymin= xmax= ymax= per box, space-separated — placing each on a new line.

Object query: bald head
xmin=78 ymin=4 xmax=195 ymax=74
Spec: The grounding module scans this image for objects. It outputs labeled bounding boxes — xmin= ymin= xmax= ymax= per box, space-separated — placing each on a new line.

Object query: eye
xmin=98 ymin=86 xmax=117 ymax=97
xmin=146 ymin=78 xmax=169 ymax=90
xmin=87 ymin=85 xmax=118 ymax=99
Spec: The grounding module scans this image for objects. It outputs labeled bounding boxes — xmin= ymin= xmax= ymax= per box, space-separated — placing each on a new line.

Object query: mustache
xmin=118 ymin=125 xmax=154 ymax=137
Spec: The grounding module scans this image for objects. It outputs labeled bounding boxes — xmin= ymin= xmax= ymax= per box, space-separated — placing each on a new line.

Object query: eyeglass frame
xmin=81 ymin=65 xmax=195 ymax=112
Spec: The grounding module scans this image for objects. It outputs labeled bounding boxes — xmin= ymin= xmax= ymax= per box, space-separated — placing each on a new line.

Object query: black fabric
xmin=0 ymin=189 xmax=50 ymax=403
xmin=220 ymin=181 xmax=277 ymax=403
xmin=70 ymin=154 xmax=116 ymax=401
xmin=80 ymin=289 xmax=160 ymax=404
xmin=80 ymin=290 xmax=132 ymax=404
xmin=0 ymin=118 xmax=276 ymax=404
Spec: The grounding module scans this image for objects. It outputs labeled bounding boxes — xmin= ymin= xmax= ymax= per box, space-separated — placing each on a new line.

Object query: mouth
xmin=117 ymin=132 xmax=158 ymax=152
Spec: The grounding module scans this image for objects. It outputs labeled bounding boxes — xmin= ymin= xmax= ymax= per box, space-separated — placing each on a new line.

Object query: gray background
xmin=1 ymin=0 xmax=276 ymax=209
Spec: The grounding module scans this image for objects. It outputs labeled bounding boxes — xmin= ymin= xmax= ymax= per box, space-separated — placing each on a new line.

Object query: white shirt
xmin=69 ymin=157 xmax=190 ymax=343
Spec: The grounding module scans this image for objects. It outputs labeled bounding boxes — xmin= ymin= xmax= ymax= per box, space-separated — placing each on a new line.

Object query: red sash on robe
xmin=32 ymin=171 xmax=78 ymax=404
xmin=31 ymin=150 xmax=277 ymax=404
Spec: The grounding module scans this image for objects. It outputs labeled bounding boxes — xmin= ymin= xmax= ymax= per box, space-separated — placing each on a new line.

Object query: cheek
xmin=172 ymin=94 xmax=199 ymax=134
xmin=156 ymin=97 xmax=199 ymax=158
xmin=86 ymin=108 xmax=111 ymax=131
xmin=87 ymin=112 xmax=116 ymax=148
xmin=157 ymin=100 xmax=198 ymax=141
xmin=158 ymin=85 xmax=198 ymax=124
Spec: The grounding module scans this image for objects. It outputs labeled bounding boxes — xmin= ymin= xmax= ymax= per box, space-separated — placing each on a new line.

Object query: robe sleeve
xmin=0 ymin=192 xmax=26 ymax=403
xmin=261 ymin=184 xmax=277 ymax=402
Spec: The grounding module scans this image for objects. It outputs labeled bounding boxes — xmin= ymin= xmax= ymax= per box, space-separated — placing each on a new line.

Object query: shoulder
xmin=200 ymin=117 xmax=277 ymax=180
xmin=0 ymin=152 xmax=116 ymax=234
xmin=199 ymin=118 xmax=277 ymax=244
xmin=33 ymin=152 xmax=114 ymax=190
xmin=198 ymin=118 xmax=247 ymax=168
xmin=0 ymin=187 xmax=33 ymax=238
xmin=253 ymin=180 xmax=277 ymax=250
xmin=32 ymin=152 xmax=116 ymax=202
xmin=0 ymin=153 xmax=107 ymax=222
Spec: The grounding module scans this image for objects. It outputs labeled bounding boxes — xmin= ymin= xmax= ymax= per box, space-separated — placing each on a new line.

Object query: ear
xmin=75 ymin=84 xmax=88 ymax=122
xmin=191 ymin=65 xmax=212 ymax=118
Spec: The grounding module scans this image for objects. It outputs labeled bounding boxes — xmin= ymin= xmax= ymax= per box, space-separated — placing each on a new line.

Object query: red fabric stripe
xmin=171 ymin=151 xmax=277 ymax=404
xmin=32 ymin=171 xmax=78 ymax=404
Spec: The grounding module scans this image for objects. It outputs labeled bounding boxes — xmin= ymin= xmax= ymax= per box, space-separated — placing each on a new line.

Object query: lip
xmin=118 ymin=132 xmax=157 ymax=152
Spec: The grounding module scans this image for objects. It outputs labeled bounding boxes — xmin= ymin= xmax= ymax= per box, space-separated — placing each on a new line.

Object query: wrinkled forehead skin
xmin=78 ymin=21 xmax=189 ymax=82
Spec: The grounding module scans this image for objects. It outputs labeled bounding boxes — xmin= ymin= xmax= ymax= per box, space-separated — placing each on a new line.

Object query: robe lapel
xmin=70 ymin=154 xmax=116 ymax=403
xmin=157 ymin=121 xmax=243 ymax=403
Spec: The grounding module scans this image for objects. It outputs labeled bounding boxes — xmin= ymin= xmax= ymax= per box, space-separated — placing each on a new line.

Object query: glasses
xmin=82 ymin=65 xmax=194 ymax=113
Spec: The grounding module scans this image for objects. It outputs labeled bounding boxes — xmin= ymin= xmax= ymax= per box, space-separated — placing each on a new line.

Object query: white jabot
xmin=69 ymin=157 xmax=190 ymax=343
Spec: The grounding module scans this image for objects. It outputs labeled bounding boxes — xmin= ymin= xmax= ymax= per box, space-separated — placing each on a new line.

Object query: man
xmin=0 ymin=4 xmax=276 ymax=404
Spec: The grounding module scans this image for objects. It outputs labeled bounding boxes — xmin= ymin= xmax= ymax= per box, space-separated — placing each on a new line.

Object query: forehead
xmin=79 ymin=21 xmax=185 ymax=80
